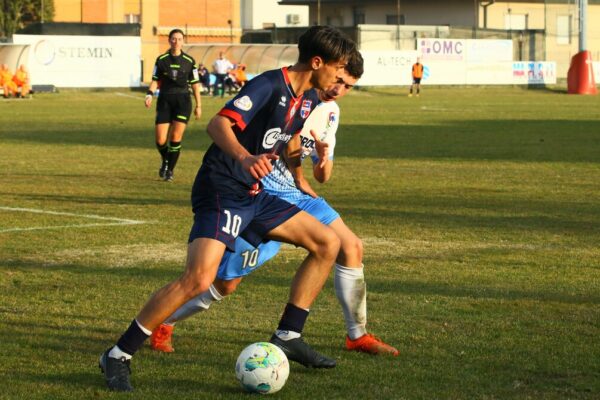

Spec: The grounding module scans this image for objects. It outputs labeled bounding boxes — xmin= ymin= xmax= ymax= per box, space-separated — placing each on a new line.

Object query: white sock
xmin=108 ymin=345 xmax=132 ymax=360
xmin=135 ymin=319 xmax=152 ymax=335
xmin=164 ymin=284 xmax=224 ymax=324
xmin=275 ymin=329 xmax=301 ymax=341
xmin=334 ymin=263 xmax=367 ymax=340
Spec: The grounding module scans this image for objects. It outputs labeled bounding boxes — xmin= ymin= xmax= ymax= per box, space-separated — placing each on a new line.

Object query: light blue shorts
xmin=216 ymin=196 xmax=340 ymax=280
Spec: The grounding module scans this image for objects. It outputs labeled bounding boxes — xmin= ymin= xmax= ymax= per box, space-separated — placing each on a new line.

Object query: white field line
xmin=0 ymin=206 xmax=150 ymax=233
xmin=113 ymin=92 xmax=142 ymax=100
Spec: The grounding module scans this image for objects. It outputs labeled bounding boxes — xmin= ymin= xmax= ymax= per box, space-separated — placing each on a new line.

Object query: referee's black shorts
xmin=155 ymin=93 xmax=192 ymax=124
xmin=412 ymin=77 xmax=422 ymax=84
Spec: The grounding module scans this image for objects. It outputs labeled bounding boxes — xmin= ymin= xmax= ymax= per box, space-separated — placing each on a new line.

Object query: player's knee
xmin=213 ymin=279 xmax=239 ymax=296
xmin=339 ymin=235 xmax=363 ymax=264
xmin=177 ymin=275 xmax=212 ymax=299
xmin=316 ymin=227 xmax=340 ymax=261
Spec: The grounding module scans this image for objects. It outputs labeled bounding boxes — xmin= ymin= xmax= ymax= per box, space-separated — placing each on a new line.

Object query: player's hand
xmin=194 ymin=106 xmax=202 ymax=120
xmin=241 ymin=153 xmax=278 ymax=180
xmin=295 ymin=177 xmax=318 ymax=198
xmin=310 ymin=130 xmax=329 ymax=168
xmin=144 ymin=94 xmax=153 ymax=108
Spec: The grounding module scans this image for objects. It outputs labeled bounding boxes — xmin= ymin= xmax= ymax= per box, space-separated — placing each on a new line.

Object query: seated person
xmin=234 ymin=63 xmax=248 ymax=87
xmin=12 ymin=65 xmax=31 ymax=98
xmin=224 ymin=71 xmax=240 ymax=94
xmin=198 ymin=63 xmax=211 ymax=94
xmin=0 ymin=64 xmax=17 ymax=98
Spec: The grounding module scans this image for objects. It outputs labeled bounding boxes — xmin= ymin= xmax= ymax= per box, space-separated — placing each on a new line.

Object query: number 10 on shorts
xmin=221 ymin=210 xmax=242 ymax=237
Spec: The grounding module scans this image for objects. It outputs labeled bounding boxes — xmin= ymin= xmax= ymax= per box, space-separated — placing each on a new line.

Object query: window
xmin=124 ymin=14 xmax=140 ymax=24
xmin=353 ymin=8 xmax=365 ymax=25
xmin=556 ymin=15 xmax=572 ymax=45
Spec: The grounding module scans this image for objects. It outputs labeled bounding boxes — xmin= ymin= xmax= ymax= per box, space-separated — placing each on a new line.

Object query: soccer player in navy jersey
xmin=99 ymin=26 xmax=355 ymax=392
xmin=151 ymin=49 xmax=399 ymax=358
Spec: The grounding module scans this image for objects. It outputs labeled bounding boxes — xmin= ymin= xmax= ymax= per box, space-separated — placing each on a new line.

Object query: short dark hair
xmin=345 ymin=49 xmax=364 ymax=79
xmin=169 ymin=29 xmax=185 ymax=39
xmin=297 ymin=25 xmax=356 ymax=64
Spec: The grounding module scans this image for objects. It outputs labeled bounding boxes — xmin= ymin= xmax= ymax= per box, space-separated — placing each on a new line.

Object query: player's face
xmin=169 ymin=33 xmax=184 ymax=52
xmin=311 ymin=57 xmax=348 ymax=91
xmin=319 ymin=71 xmax=358 ymax=102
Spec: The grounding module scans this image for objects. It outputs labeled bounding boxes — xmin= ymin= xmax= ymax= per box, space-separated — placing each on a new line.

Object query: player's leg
xmin=151 ymin=278 xmax=233 ymax=352
xmin=152 ymin=239 xmax=283 ymax=352
xmin=99 ymin=237 xmax=226 ymax=391
xmin=260 ymin=210 xmax=340 ymax=368
xmin=328 ymin=218 xmax=398 ymax=356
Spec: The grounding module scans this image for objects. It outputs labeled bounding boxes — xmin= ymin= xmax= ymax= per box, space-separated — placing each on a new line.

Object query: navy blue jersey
xmin=192 ymin=67 xmax=320 ymax=200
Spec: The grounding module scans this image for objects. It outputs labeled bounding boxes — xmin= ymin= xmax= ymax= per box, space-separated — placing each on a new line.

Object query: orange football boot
xmin=150 ymin=324 xmax=175 ymax=353
xmin=345 ymin=333 xmax=399 ymax=356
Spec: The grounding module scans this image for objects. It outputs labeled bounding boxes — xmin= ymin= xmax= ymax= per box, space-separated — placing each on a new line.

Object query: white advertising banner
xmin=512 ymin=62 xmax=557 ymax=84
xmin=359 ymin=50 xmax=418 ymax=86
xmin=416 ymin=38 xmax=515 ymax=85
xmin=13 ymin=34 xmax=141 ymax=87
xmin=593 ymin=62 xmax=600 ymax=84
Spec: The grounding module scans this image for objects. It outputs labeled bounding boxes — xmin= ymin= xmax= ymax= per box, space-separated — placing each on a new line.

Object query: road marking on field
xmin=114 ymin=92 xmax=142 ymax=100
xmin=0 ymin=206 xmax=150 ymax=233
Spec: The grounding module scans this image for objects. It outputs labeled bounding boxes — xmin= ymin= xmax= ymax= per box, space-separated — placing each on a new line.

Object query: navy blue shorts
xmin=188 ymin=190 xmax=301 ymax=251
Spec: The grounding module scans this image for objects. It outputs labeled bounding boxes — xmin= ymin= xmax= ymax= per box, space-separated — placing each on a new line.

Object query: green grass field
xmin=1 ymin=86 xmax=599 ymax=399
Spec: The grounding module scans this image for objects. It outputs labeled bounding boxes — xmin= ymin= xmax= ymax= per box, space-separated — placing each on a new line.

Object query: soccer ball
xmin=235 ymin=342 xmax=290 ymax=394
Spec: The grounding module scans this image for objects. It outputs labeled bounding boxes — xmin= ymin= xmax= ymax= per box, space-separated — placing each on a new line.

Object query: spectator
xmin=212 ymin=51 xmax=233 ymax=98
xmin=234 ymin=63 xmax=248 ymax=88
xmin=0 ymin=64 xmax=17 ymax=98
xmin=12 ymin=65 xmax=31 ymax=98
xmin=224 ymin=70 xmax=240 ymax=94
xmin=198 ymin=63 xmax=211 ymax=94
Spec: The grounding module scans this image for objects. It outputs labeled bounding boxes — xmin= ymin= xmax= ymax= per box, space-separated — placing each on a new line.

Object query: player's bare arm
xmin=309 ymin=129 xmax=334 ymax=183
xmin=284 ymin=134 xmax=318 ymax=198
xmin=206 ymin=115 xmax=278 ymax=179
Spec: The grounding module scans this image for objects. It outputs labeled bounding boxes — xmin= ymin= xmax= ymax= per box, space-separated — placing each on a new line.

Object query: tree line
xmin=1 ymin=0 xmax=54 ymax=39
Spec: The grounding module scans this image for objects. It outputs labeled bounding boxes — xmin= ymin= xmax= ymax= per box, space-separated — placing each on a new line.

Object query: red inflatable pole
xmin=567 ymin=50 xmax=597 ymax=94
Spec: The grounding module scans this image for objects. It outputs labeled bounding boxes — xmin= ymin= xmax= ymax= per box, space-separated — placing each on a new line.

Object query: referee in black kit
xmin=145 ymin=28 xmax=202 ymax=182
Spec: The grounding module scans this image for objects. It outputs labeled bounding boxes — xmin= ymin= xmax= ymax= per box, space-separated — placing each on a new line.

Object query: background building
xmin=242 ymin=0 xmax=308 ymax=29
xmin=53 ymin=0 xmax=242 ymax=82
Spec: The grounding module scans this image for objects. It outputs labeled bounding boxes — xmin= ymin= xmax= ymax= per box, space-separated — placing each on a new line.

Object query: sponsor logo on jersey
xmin=234 ymin=95 xmax=253 ymax=111
xmin=300 ymin=99 xmax=312 ymax=119
xmin=327 ymin=111 xmax=337 ymax=128
xmin=279 ymin=96 xmax=287 ymax=107
xmin=262 ymin=127 xmax=293 ymax=149
xmin=300 ymin=135 xmax=316 ymax=157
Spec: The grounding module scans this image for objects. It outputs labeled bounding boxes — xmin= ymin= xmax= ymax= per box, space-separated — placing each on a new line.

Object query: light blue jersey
xmin=217 ymin=101 xmax=341 ymax=280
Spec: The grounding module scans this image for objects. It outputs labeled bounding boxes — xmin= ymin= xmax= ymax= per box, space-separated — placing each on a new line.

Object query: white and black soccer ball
xmin=235 ymin=342 xmax=290 ymax=394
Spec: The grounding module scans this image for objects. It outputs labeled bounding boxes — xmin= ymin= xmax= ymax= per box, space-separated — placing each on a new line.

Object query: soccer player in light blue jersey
xmin=152 ymin=49 xmax=398 ymax=357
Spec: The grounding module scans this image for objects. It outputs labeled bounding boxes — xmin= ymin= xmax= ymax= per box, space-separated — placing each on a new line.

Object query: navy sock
xmin=277 ymin=303 xmax=309 ymax=334
xmin=116 ymin=320 xmax=150 ymax=356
